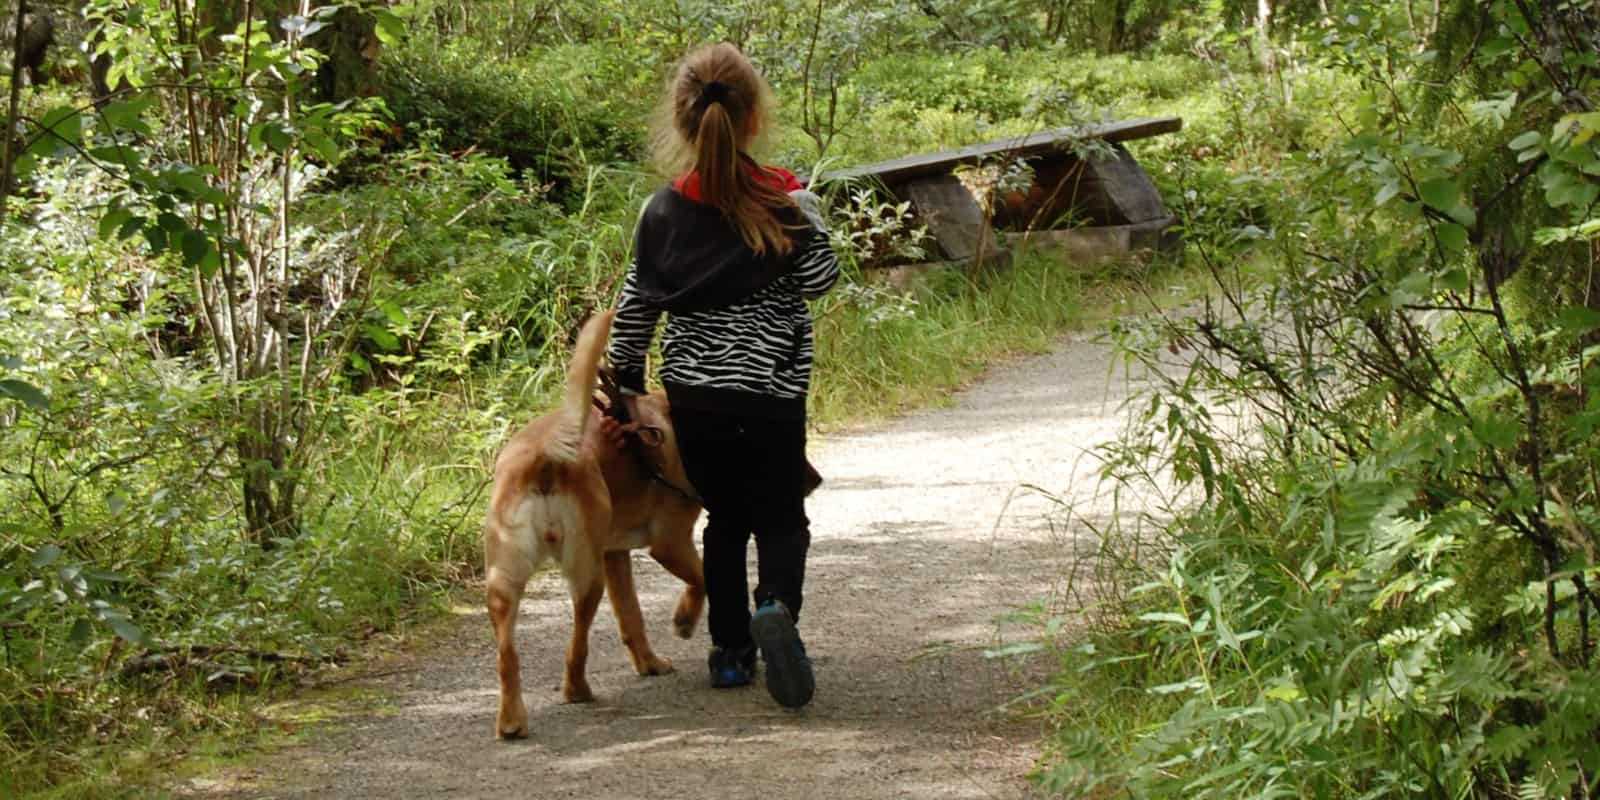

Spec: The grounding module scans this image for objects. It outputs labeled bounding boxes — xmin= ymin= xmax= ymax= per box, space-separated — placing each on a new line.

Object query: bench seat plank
xmin=815 ymin=116 xmax=1182 ymax=186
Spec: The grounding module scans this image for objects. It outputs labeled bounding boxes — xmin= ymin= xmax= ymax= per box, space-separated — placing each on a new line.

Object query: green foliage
xmin=821 ymin=186 xmax=930 ymax=270
xmin=21 ymin=0 xmax=1573 ymax=796
xmin=377 ymin=35 xmax=646 ymax=189
xmin=1031 ymin=3 xmax=1600 ymax=797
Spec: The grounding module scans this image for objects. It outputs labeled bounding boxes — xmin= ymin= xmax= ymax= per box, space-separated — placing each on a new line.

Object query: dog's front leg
xmin=604 ymin=551 xmax=675 ymax=676
xmin=648 ymin=536 xmax=706 ymax=639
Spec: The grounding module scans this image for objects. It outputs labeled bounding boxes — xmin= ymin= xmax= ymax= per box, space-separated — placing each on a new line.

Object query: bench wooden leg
xmin=902 ymin=173 xmax=1011 ymax=269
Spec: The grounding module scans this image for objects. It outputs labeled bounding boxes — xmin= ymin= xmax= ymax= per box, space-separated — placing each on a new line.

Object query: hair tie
xmin=696 ymin=80 xmax=733 ymax=109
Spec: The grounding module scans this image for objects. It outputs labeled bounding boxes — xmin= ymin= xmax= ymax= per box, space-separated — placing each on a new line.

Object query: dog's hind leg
xmin=649 ymin=536 xmax=706 ymax=640
xmin=486 ymin=570 xmax=529 ymax=739
xmin=559 ymin=479 xmax=611 ymax=703
xmin=603 ymin=551 xmax=674 ymax=676
xmin=560 ymin=568 xmax=604 ymax=703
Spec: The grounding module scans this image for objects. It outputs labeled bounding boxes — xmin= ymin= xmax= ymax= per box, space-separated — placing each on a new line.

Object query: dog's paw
xmin=672 ymin=613 xmax=698 ymax=640
xmin=672 ymin=591 xmax=704 ymax=639
xmin=496 ymin=706 xmax=528 ymax=740
xmin=639 ymin=655 xmax=675 ymax=676
xmin=560 ymin=679 xmax=595 ymax=704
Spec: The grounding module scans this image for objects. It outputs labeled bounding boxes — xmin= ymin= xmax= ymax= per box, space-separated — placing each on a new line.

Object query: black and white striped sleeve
xmin=608 ymin=263 xmax=659 ymax=395
xmin=792 ymin=230 xmax=840 ymax=299
xmin=789 ymin=189 xmax=839 ymax=299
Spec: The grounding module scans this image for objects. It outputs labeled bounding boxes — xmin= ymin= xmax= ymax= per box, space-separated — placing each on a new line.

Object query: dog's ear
xmin=636 ymin=427 xmax=666 ymax=448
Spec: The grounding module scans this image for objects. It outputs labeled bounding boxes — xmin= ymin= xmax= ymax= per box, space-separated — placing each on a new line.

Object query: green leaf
xmin=68 ymin=618 xmax=93 ymax=647
xmin=166 ymin=168 xmax=225 ymax=204
xmin=28 ymin=106 xmax=84 ymax=158
xmin=1419 ymin=178 xmax=1460 ymax=213
xmin=82 ymin=568 xmax=131 ymax=584
xmin=107 ymin=493 xmax=127 ymax=516
xmin=199 ymin=243 xmax=222 ymax=277
xmin=30 ymin=544 xmax=62 ymax=569
xmin=1445 ymin=203 xmax=1477 ymax=227
xmin=1138 ymin=611 xmax=1193 ymax=627
xmin=1556 ymin=306 xmax=1600 ymax=335
xmin=0 ymin=379 xmax=50 ymax=411
xmin=1436 ymin=222 xmax=1469 ymax=252
xmin=364 ymin=325 xmax=400 ymax=352
xmin=1509 ymin=131 xmax=1543 ymax=151
xmin=1374 ymin=181 xmax=1401 ymax=207
xmin=1149 ymin=678 xmax=1206 ymax=695
xmin=380 ymin=301 xmax=408 ymax=327
xmin=117 ymin=215 xmax=146 ymax=241
xmin=1481 ymin=36 xmax=1515 ymax=59
xmin=982 ymin=641 xmax=1045 ymax=659
xmin=1473 ymin=418 xmax=1520 ymax=449
xmin=280 ymin=14 xmax=327 ymax=39
xmin=58 ymin=565 xmax=86 ymax=596
xmin=144 ymin=224 xmax=169 ymax=254
xmin=302 ymin=130 xmax=339 ymax=163
xmin=89 ymin=144 xmax=143 ymax=170
xmin=1544 ymin=168 xmax=1600 ymax=208
xmin=104 ymin=615 xmax=145 ymax=645
xmin=181 ymin=230 xmax=212 ymax=269
xmin=99 ymin=206 xmax=134 ymax=240
xmin=98 ymin=96 xmax=155 ymax=136
xmin=1264 ymin=684 xmax=1302 ymax=702
xmin=373 ymin=11 xmax=405 ymax=46
xmin=262 ymin=124 xmax=293 ymax=153
xmin=1393 ymin=271 xmax=1431 ymax=305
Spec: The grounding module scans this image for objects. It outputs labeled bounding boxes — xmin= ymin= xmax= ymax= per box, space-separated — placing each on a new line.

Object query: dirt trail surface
xmin=194 ymin=333 xmax=1135 ymax=800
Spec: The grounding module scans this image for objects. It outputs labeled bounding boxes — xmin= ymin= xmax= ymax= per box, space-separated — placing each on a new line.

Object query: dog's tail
xmin=544 ymin=310 xmax=614 ymax=463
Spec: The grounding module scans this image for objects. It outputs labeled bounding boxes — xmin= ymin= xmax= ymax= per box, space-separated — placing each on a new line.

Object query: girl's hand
xmin=598 ymin=415 xmax=641 ymax=450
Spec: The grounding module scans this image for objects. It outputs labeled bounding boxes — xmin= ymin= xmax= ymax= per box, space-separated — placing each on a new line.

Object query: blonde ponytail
xmin=652 ymin=43 xmax=796 ymax=256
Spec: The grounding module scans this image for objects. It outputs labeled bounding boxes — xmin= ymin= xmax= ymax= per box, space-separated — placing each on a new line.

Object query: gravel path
xmin=194 ymin=331 xmax=1135 ymax=800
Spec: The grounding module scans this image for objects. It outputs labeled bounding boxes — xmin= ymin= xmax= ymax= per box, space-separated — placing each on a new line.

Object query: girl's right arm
xmin=607 ymin=263 xmax=660 ymax=395
xmin=790 ymin=190 xmax=840 ymax=299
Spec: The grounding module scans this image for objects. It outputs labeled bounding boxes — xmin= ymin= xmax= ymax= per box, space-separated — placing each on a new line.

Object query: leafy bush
xmin=377 ymin=38 xmax=646 ymax=191
xmin=1030 ymin=5 xmax=1600 ymax=797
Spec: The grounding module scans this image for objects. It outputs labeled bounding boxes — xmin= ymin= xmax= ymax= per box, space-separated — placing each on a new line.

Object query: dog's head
xmin=626 ymin=392 xmax=696 ymax=499
xmin=593 ymin=367 xmax=697 ymax=503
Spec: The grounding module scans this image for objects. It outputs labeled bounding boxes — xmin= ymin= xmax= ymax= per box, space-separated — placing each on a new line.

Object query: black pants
xmin=670 ymin=406 xmax=810 ymax=651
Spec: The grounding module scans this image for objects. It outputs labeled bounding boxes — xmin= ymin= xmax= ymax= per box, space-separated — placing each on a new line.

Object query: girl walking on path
xmin=604 ymin=43 xmax=840 ymax=709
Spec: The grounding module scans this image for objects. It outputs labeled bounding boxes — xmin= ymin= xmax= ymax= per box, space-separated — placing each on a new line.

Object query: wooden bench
xmin=812 ymin=116 xmax=1183 ymax=269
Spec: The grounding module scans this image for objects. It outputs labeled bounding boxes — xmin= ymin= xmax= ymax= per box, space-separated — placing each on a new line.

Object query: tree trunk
xmin=1109 ymin=0 xmax=1132 ymax=52
xmin=238 ymin=403 xmax=300 ymax=547
xmin=310 ymin=7 xmax=380 ymax=102
xmin=1257 ymin=0 xmax=1276 ymax=73
xmin=1 ymin=0 xmax=26 ymax=221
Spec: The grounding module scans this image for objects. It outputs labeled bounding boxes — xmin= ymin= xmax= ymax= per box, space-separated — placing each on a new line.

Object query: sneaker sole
xmin=709 ymin=672 xmax=751 ymax=689
xmin=709 ymin=649 xmax=754 ymax=689
xmin=750 ymin=610 xmax=814 ymax=708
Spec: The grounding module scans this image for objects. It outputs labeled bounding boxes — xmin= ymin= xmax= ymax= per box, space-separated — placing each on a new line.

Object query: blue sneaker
xmin=749 ymin=600 xmax=814 ymax=708
xmin=708 ymin=645 xmax=754 ymax=689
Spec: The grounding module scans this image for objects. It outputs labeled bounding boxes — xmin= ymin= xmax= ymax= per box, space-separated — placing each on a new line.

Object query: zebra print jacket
xmin=607 ymin=177 xmax=840 ymax=420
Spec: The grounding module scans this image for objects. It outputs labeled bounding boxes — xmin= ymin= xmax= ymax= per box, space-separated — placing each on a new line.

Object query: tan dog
xmin=483 ymin=311 xmax=705 ymax=739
